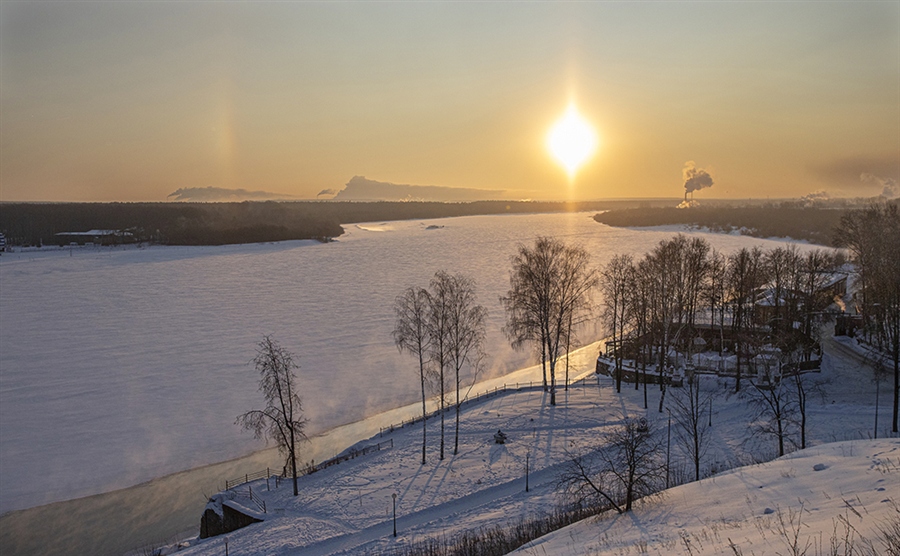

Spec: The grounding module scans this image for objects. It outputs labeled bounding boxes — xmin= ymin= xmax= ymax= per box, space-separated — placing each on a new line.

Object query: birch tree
xmin=601 ymin=254 xmax=633 ymax=393
xmin=502 ymin=237 xmax=596 ymax=406
xmin=393 ymin=287 xmax=433 ymax=465
xmin=441 ymin=272 xmax=487 ymax=456
xmin=236 ymin=336 xmax=308 ymax=496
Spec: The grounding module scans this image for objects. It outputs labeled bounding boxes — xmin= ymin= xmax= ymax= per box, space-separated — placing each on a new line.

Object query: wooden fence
xmin=378 ymin=379 xmax=578 ymax=438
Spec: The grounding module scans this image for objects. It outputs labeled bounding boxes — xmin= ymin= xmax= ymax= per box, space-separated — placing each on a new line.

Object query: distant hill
xmin=330 ymin=176 xmax=513 ymax=201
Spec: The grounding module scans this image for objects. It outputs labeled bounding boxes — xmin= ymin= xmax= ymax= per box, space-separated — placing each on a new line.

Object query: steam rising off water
xmin=0 ymin=213 xmax=813 ymax=513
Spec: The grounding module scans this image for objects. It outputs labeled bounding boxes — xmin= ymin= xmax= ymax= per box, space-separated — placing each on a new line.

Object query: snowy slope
xmin=164 ymin=329 xmax=897 ymax=556
xmin=513 ymin=439 xmax=899 ymax=556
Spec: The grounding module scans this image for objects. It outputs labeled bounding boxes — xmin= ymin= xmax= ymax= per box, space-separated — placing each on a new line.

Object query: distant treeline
xmin=591 ymin=204 xmax=884 ymax=246
xmin=0 ymin=199 xmax=673 ymax=246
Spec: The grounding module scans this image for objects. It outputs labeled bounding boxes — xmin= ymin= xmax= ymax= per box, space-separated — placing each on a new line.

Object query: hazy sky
xmin=1 ymin=1 xmax=897 ymax=202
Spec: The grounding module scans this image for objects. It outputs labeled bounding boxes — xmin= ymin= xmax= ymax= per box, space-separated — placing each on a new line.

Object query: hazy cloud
xmin=811 ymin=155 xmax=900 ymax=187
xmin=167 ymin=187 xmax=297 ymax=202
xmin=682 ymin=161 xmax=714 ymax=200
xmin=861 ymin=173 xmax=899 ymax=199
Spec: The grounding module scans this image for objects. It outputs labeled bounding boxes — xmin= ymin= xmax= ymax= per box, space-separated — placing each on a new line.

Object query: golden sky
xmin=1 ymin=2 xmax=897 ymax=202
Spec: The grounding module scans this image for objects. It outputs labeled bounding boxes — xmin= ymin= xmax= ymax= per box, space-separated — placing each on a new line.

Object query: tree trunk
xmin=440 ymin=367 xmax=445 ymax=460
xmin=541 ymin=341 xmax=548 ymax=392
xmin=290 ymin=428 xmax=298 ymax=496
xmin=454 ymin=371 xmax=460 ymax=455
xmin=893 ymin=335 xmax=899 ymax=433
xmin=420 ymin=352 xmax=427 ymax=465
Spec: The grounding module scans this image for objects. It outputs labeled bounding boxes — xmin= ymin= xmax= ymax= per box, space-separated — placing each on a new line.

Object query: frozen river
xmin=0 ymin=212 xmax=815 ymax=514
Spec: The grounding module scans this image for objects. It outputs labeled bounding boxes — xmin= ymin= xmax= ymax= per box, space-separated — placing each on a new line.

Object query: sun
xmin=547 ymin=103 xmax=598 ymax=178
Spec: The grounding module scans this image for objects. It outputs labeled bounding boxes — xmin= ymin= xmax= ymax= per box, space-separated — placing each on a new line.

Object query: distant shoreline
xmin=591 ymin=203 xmax=889 ymax=247
xmin=0 ymin=199 xmax=679 ymax=248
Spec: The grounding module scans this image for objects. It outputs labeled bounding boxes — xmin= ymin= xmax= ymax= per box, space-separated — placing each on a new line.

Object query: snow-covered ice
xmin=0 ymin=212 xmax=827 ymax=513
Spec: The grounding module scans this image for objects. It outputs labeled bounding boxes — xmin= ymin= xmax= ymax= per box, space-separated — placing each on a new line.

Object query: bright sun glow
xmin=547 ymin=104 xmax=598 ymax=178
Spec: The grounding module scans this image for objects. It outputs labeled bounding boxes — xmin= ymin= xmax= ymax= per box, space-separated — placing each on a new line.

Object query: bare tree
xmin=442 ymin=272 xmax=487 ymax=456
xmin=630 ymin=260 xmax=654 ymax=409
xmin=559 ymin=418 xmax=665 ymax=513
xmin=669 ymin=374 xmax=713 ymax=482
xmin=502 ymin=237 xmax=596 ymax=405
xmin=704 ymin=250 xmax=728 ymax=355
xmin=643 ymin=236 xmax=692 ymax=411
xmin=728 ymin=246 xmax=766 ymax=393
xmin=236 ymin=336 xmax=308 ymax=496
xmin=502 ymin=240 xmax=553 ymax=392
xmin=835 ymin=202 xmax=900 ymax=432
xmin=746 ymin=359 xmax=796 ymax=458
xmin=393 ymin=286 xmax=433 ymax=465
xmin=429 ymin=272 xmax=454 ymax=460
xmin=601 ymin=254 xmax=633 ymax=393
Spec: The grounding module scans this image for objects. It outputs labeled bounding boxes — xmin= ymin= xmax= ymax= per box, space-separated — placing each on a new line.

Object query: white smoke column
xmin=682 ymin=161 xmax=714 ymax=201
xmin=800 ymin=190 xmax=830 ymax=206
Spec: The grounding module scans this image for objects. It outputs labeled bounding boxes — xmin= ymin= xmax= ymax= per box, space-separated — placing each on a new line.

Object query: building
xmin=54 ymin=229 xmax=135 ymax=246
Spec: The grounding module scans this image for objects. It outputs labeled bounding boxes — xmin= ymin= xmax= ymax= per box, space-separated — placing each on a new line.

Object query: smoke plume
xmin=861 ymin=173 xmax=899 ymax=199
xmin=799 ymin=190 xmax=830 ymax=206
xmin=682 ymin=161 xmax=714 ymax=201
xmin=317 ymin=188 xmax=339 ymax=198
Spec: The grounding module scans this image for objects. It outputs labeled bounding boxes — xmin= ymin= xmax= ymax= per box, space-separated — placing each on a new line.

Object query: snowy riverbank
xmin=160 ymin=330 xmax=895 ymax=556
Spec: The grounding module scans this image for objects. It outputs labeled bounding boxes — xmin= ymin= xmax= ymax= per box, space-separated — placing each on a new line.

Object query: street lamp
xmin=392 ymin=493 xmax=397 ymax=537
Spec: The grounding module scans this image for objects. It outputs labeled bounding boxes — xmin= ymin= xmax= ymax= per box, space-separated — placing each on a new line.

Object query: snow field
xmin=169 ymin=333 xmax=896 ymax=556
xmin=512 ymin=439 xmax=899 ymax=556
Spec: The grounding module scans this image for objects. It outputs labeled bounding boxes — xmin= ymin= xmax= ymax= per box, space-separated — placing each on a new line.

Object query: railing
xmin=596 ymin=354 xmax=823 ymax=384
xmin=309 ymin=438 xmax=393 ymax=473
xmin=224 ymin=484 xmax=268 ymax=514
xmin=225 ymin=468 xmax=278 ymax=491
xmin=246 ymin=484 xmax=266 ymax=513
xmin=225 ymin=438 xmax=395 ymax=493
xmin=378 ymin=379 xmax=574 ymax=438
